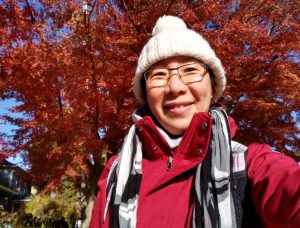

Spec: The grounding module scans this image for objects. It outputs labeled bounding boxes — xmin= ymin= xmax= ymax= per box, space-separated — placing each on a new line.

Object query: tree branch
xmin=122 ymin=0 xmax=142 ymax=34
xmin=24 ymin=0 xmax=36 ymax=23
xmin=165 ymin=0 xmax=177 ymax=14
xmin=86 ymin=0 xmax=97 ymax=29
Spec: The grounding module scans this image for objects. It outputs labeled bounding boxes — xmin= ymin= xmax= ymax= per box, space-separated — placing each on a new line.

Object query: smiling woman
xmin=89 ymin=16 xmax=300 ymax=228
xmin=145 ymin=56 xmax=213 ymax=135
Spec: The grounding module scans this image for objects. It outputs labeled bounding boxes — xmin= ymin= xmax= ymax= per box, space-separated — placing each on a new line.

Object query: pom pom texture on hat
xmin=152 ymin=16 xmax=187 ymax=36
xmin=134 ymin=15 xmax=226 ymax=104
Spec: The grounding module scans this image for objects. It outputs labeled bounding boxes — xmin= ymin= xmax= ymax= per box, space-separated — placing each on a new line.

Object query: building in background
xmin=0 ymin=160 xmax=31 ymax=212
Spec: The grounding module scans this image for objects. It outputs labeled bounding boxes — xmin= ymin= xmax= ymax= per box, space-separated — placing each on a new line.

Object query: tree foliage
xmin=0 ymin=0 xmax=299 ymax=222
xmin=24 ymin=179 xmax=80 ymax=227
xmin=0 ymin=205 xmax=15 ymax=227
xmin=0 ymin=180 xmax=79 ymax=227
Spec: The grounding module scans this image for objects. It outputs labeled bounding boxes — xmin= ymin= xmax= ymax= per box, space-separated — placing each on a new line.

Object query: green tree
xmin=24 ymin=178 xmax=80 ymax=227
xmin=0 ymin=205 xmax=16 ymax=227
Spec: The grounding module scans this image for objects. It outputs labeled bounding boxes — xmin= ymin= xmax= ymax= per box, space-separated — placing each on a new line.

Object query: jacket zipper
xmin=167 ymin=156 xmax=173 ymax=170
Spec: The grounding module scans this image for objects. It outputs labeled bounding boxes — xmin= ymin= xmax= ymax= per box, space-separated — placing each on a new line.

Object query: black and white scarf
xmin=104 ymin=106 xmax=239 ymax=228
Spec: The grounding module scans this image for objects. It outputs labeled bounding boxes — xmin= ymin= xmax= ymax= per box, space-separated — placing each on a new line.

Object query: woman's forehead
xmin=149 ymin=56 xmax=203 ymax=69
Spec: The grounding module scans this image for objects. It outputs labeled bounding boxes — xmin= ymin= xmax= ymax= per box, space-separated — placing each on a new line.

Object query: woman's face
xmin=146 ymin=56 xmax=213 ymax=135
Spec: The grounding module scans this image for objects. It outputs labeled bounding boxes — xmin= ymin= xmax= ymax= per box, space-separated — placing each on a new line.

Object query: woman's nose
xmin=165 ymin=70 xmax=188 ymax=95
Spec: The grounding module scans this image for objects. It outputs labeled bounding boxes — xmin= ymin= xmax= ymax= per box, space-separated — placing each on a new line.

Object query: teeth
xmin=176 ymin=105 xmax=184 ymax=109
xmin=169 ymin=105 xmax=186 ymax=110
xmin=165 ymin=103 xmax=191 ymax=111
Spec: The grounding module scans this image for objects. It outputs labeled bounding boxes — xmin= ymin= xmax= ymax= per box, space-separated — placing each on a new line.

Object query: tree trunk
xmin=81 ymin=194 xmax=96 ymax=228
xmin=80 ymin=155 xmax=104 ymax=227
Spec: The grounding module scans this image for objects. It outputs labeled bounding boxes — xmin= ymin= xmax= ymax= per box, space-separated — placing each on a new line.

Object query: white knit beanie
xmin=134 ymin=15 xmax=226 ymax=104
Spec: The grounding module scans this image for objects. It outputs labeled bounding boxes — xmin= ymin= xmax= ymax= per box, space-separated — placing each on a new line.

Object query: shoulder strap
xmin=230 ymin=141 xmax=263 ymax=227
xmin=231 ymin=140 xmax=247 ymax=173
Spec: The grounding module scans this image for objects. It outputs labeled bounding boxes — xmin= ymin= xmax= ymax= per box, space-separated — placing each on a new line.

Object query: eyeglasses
xmin=143 ymin=63 xmax=208 ymax=88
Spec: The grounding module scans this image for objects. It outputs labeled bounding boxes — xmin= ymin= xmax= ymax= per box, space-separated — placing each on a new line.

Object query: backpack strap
xmin=230 ymin=141 xmax=263 ymax=228
xmin=231 ymin=140 xmax=247 ymax=173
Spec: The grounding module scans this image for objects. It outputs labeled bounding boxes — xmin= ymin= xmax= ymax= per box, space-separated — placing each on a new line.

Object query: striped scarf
xmin=104 ymin=106 xmax=243 ymax=227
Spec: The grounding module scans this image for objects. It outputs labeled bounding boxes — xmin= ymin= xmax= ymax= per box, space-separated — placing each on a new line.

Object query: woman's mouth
xmin=164 ymin=102 xmax=193 ymax=114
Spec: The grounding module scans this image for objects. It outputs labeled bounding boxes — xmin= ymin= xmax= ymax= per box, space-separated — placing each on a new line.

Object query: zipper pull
xmin=167 ymin=156 xmax=173 ymax=170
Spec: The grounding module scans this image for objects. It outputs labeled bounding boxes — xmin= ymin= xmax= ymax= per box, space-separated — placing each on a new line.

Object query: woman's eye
xmin=184 ymin=67 xmax=198 ymax=73
xmin=151 ymin=71 xmax=168 ymax=78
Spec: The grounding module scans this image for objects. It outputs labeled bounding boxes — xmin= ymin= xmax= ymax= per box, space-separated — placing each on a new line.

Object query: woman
xmin=90 ymin=16 xmax=300 ymax=228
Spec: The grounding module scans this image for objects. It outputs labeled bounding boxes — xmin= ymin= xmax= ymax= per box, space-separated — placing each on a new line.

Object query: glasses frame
xmin=143 ymin=62 xmax=208 ymax=88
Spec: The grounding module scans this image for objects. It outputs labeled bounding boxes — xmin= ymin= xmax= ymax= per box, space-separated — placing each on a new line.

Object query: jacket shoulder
xmin=246 ymin=143 xmax=300 ymax=227
xmin=97 ymin=155 xmax=119 ymax=187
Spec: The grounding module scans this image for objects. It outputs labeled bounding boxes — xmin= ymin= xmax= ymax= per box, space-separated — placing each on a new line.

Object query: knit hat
xmin=134 ymin=15 xmax=226 ymax=104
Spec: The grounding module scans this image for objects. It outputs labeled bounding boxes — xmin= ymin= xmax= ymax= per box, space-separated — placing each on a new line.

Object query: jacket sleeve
xmin=89 ymin=155 xmax=118 ymax=228
xmin=247 ymin=144 xmax=300 ymax=227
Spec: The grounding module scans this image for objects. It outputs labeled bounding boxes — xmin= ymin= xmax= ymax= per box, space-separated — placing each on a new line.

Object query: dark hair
xmin=140 ymin=76 xmax=147 ymax=102
xmin=208 ymin=68 xmax=216 ymax=96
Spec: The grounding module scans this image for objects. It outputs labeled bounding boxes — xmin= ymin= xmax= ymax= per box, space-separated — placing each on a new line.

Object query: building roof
xmin=1 ymin=159 xmax=17 ymax=167
xmin=0 ymin=159 xmax=28 ymax=176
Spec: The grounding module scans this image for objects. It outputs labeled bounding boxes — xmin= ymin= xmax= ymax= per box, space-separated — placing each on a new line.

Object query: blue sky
xmin=0 ymin=98 xmax=25 ymax=167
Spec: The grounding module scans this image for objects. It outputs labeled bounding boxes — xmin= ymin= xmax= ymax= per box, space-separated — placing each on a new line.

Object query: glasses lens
xmin=179 ymin=63 xmax=206 ymax=83
xmin=144 ymin=63 xmax=207 ymax=87
xmin=145 ymin=69 xmax=169 ymax=87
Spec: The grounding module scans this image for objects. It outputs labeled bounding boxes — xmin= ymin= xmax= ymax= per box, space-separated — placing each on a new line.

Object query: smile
xmin=164 ymin=102 xmax=193 ymax=114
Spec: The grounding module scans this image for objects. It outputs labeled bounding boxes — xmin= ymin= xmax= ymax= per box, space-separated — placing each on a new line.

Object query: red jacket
xmin=90 ymin=113 xmax=300 ymax=227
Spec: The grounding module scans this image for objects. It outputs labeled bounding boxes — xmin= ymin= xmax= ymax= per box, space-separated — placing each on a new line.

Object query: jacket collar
xmin=133 ymin=107 xmax=238 ymax=160
xmin=135 ymin=112 xmax=212 ymax=160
